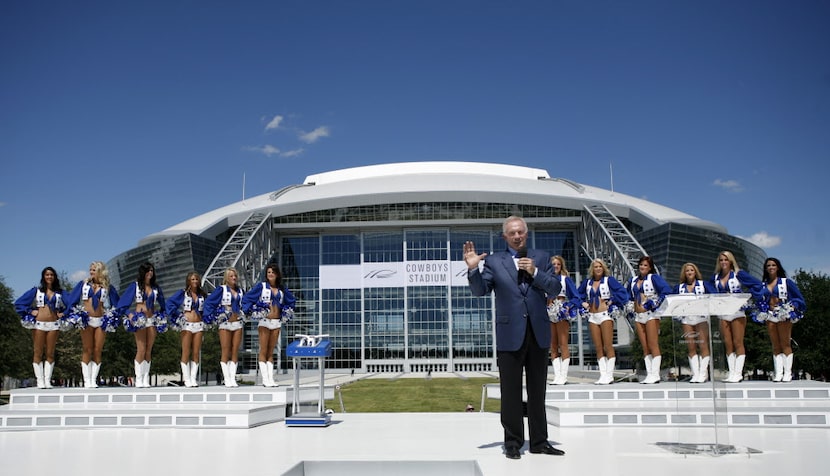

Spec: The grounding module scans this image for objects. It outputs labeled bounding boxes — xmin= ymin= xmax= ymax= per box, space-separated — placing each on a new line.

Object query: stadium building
xmin=108 ymin=162 xmax=765 ymax=374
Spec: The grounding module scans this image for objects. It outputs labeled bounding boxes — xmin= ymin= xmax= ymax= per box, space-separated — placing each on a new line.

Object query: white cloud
xmin=280 ymin=148 xmax=304 ymax=158
xmin=265 ymin=115 xmax=284 ymax=131
xmin=0 ymin=202 xmax=6 ymax=207
xmin=70 ymin=269 xmax=88 ymax=283
xmin=244 ymin=145 xmax=281 ymax=157
xmin=244 ymin=145 xmax=304 ymax=158
xmin=713 ymin=178 xmax=743 ymax=192
xmin=299 ymin=126 xmax=330 ymax=144
xmin=740 ymin=231 xmax=782 ymax=249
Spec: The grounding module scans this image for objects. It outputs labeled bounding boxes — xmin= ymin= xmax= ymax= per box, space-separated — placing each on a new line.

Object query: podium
xmin=659 ymin=293 xmax=751 ymax=455
xmin=285 ymin=334 xmax=333 ymax=427
xmin=660 ymin=293 xmax=750 ymax=318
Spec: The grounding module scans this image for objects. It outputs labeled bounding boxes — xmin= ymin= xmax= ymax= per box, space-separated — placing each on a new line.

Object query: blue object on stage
xmin=286 ymin=336 xmax=333 ymax=357
xmin=285 ymin=334 xmax=333 ymax=428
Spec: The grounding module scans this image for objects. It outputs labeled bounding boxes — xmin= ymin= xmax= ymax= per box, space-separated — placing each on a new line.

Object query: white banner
xmin=319 ymin=261 xmax=474 ymax=289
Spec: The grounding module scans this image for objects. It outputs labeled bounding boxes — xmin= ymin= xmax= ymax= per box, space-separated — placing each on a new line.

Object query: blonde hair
xmin=588 ymin=259 xmax=610 ymax=278
xmin=679 ymin=262 xmax=703 ymax=284
xmin=715 ymin=251 xmax=740 ymax=276
xmin=551 ymin=255 xmax=570 ymax=277
xmin=88 ymin=261 xmax=110 ymax=289
xmin=222 ymin=268 xmax=238 ymax=287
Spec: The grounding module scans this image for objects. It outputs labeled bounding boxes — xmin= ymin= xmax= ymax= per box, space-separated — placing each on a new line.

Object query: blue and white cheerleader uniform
xmin=756 ymin=277 xmax=806 ymax=324
xmin=627 ymin=273 xmax=672 ymax=324
xmin=204 ymin=285 xmax=245 ymax=331
xmin=165 ymin=290 xmax=207 ymax=332
xmin=577 ymin=276 xmax=628 ymax=325
xmin=117 ymin=282 xmax=168 ymax=332
xmin=63 ymin=280 xmax=121 ymax=332
xmin=672 ymin=280 xmax=717 ymax=326
xmin=242 ymin=282 xmax=296 ymax=330
xmin=14 ymin=287 xmax=67 ymax=331
xmin=712 ymin=270 xmax=764 ymax=321
xmin=547 ymin=275 xmax=581 ymax=323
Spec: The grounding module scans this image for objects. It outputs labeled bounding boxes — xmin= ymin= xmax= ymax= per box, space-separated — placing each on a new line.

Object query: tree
xmin=0 ymin=276 xmax=32 ymax=386
xmin=200 ymin=330 xmax=221 ymax=385
xmin=791 ymin=270 xmax=830 ymax=381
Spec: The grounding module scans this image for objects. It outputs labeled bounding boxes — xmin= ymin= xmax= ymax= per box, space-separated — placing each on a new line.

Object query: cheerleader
xmin=577 ymin=259 xmax=628 ymax=385
xmin=712 ymin=251 xmax=764 ymax=383
xmin=165 ymin=272 xmax=207 ymax=388
xmin=627 ymin=256 xmax=672 ymax=384
xmin=546 ymin=256 xmax=580 ymax=385
xmin=760 ymin=258 xmax=805 ymax=383
xmin=674 ymin=263 xmax=717 ymax=383
xmin=204 ymin=268 xmax=244 ymax=387
xmin=116 ymin=262 xmax=166 ymax=388
xmin=242 ymin=264 xmax=296 ymax=387
xmin=14 ymin=267 xmax=66 ymax=389
xmin=64 ymin=261 xmax=120 ymax=388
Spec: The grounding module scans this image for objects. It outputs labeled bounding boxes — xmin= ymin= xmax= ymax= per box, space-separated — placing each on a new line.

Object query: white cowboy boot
xmin=782 ymin=353 xmax=793 ymax=382
xmin=551 ymin=357 xmax=562 ymax=385
xmin=258 ymin=361 xmax=269 ymax=387
xmin=33 ymin=362 xmax=45 ymax=389
xmin=698 ymin=356 xmax=710 ymax=383
xmin=90 ymin=362 xmax=100 ymax=388
xmin=645 ymin=355 xmax=661 ymax=384
xmin=43 ymin=361 xmax=54 ymax=388
xmin=134 ymin=360 xmax=144 ymax=387
xmin=144 ymin=361 xmax=152 ymax=387
xmin=688 ymin=355 xmax=700 ymax=383
xmin=81 ymin=362 xmax=92 ymax=388
xmin=221 ymin=361 xmax=232 ymax=387
xmin=267 ymin=361 xmax=278 ymax=387
xmin=229 ymin=361 xmax=239 ymax=387
xmin=641 ymin=355 xmax=653 ymax=384
xmin=190 ymin=361 xmax=200 ymax=387
xmin=602 ymin=357 xmax=616 ymax=384
xmin=723 ymin=353 xmax=736 ymax=382
xmin=181 ymin=362 xmax=192 ymax=387
xmin=727 ymin=354 xmax=745 ymax=383
xmin=595 ymin=357 xmax=607 ymax=385
xmin=773 ymin=354 xmax=784 ymax=382
xmin=558 ymin=358 xmax=570 ymax=385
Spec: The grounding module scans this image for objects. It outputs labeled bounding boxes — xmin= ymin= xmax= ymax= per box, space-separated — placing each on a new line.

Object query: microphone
xmin=517 ymin=246 xmax=529 ymax=284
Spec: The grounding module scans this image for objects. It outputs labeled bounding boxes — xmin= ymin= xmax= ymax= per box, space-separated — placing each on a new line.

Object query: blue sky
xmin=2 ymin=0 xmax=828 ymax=299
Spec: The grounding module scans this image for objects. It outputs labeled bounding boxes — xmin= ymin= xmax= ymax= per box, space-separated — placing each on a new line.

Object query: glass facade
xmin=273 ymin=201 xmax=581 ymax=224
xmin=275 ymin=222 xmax=575 ymax=373
xmin=108 ymin=233 xmax=223 ymax=296
xmin=637 ymin=223 xmax=766 ymax=285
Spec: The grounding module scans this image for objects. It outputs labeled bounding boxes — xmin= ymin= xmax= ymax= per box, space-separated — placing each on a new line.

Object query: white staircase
xmin=484 ymin=380 xmax=830 ymax=428
xmin=0 ymin=385 xmax=333 ymax=431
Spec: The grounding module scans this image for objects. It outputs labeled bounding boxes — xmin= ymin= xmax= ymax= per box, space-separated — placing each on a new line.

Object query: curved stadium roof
xmin=140 ymin=161 xmax=725 ymax=244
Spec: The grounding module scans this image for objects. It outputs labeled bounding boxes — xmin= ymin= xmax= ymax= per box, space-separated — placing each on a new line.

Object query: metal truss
xmin=580 ymin=203 xmax=651 ymax=282
xmin=202 ymin=211 xmax=273 ymax=292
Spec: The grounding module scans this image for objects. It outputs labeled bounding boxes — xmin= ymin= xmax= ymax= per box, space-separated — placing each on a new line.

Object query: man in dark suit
xmin=464 ymin=216 xmax=565 ymax=459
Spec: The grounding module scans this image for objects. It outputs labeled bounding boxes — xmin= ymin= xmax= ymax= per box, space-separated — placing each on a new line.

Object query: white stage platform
xmin=0 ymin=385 xmax=334 ymax=430
xmin=0 ymin=376 xmax=827 ymax=475
xmin=491 ymin=380 xmax=830 ymax=428
xmin=0 ymin=411 xmax=825 ymax=476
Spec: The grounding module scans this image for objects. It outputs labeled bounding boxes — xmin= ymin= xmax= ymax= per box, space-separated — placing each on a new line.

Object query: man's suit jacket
xmin=468 ymin=248 xmax=561 ymax=352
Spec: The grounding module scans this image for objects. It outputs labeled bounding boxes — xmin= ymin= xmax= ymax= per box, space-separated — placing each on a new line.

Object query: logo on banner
xmin=364 ymin=269 xmax=397 ymax=279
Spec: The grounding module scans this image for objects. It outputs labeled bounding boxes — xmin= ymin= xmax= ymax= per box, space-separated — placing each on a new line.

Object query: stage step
xmin=546 ymin=399 xmax=830 ymax=428
xmin=0 ymin=403 xmax=284 ymax=430
xmin=0 ymin=385 xmax=334 ymax=431
xmin=483 ymin=380 xmax=830 ymax=428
